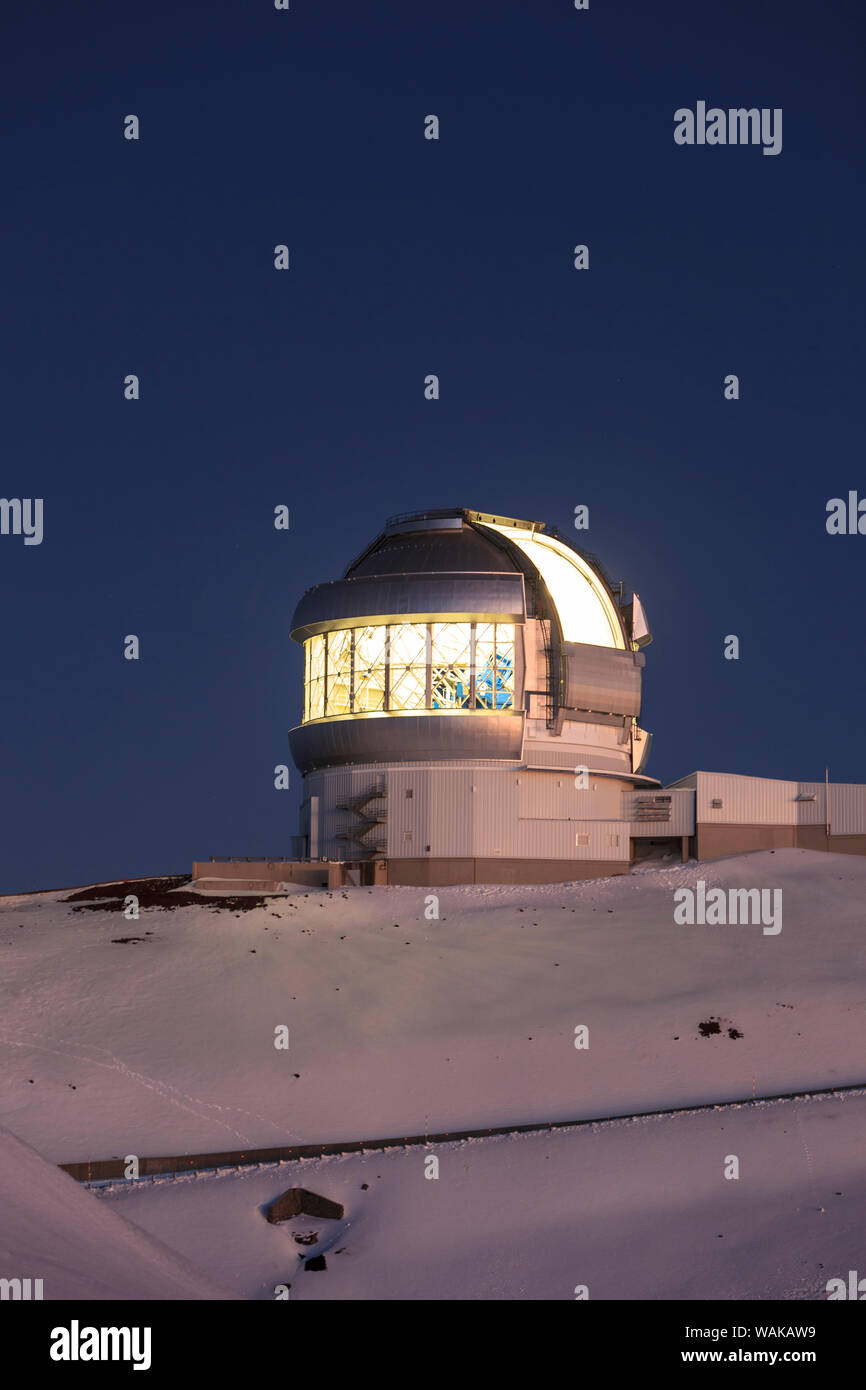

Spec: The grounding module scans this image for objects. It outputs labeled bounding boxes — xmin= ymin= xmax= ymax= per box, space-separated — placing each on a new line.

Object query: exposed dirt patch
xmin=698 ymin=1016 xmax=744 ymax=1039
xmin=65 ymin=876 xmax=267 ymax=914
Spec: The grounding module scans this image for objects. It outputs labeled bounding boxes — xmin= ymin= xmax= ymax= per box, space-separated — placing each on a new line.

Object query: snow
xmin=0 ymin=1126 xmax=237 ymax=1300
xmin=94 ymin=1090 xmax=866 ymax=1300
xmin=1 ymin=850 xmax=863 ymax=1163
xmin=1 ymin=847 xmax=864 ymax=1300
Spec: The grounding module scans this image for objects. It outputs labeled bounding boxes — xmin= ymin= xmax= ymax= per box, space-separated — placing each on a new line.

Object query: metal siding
xmin=516 ymin=819 xmax=623 ymax=860
xmin=829 ymin=783 xmax=866 ymax=834
xmin=290 ymin=710 xmax=525 ymax=773
xmin=290 ymin=572 xmax=526 ymax=637
xmin=431 ymin=769 xmax=474 ymax=857
xmin=694 ymin=772 xmax=799 ymax=825
xmin=793 ymin=782 xmax=825 ymax=826
xmin=531 ymin=751 xmax=633 ymax=776
xmin=309 ymin=763 xmax=866 ymax=860
xmin=693 ymin=772 xmax=866 ymax=830
xmin=519 ymin=772 xmax=621 ymax=820
xmin=473 ymin=772 xmax=519 ymax=857
xmin=563 ymin=642 xmax=643 ymax=717
xmin=523 ymin=719 xmax=633 ymax=777
xmin=387 ymin=769 xmax=429 ymax=858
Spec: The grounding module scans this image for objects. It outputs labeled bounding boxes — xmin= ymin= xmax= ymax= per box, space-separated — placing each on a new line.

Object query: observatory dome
xmin=288 ymin=508 xmax=652 ymax=778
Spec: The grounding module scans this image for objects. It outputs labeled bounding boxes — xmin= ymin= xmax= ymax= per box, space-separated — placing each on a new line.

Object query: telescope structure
xmin=288 ymin=507 xmax=660 ymax=884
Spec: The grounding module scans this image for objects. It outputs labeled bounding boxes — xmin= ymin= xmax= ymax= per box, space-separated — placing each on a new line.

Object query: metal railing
xmin=208 ymin=856 xmax=294 ymax=863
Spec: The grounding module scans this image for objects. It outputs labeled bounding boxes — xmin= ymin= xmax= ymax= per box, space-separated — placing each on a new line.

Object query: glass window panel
xmin=354 ymin=669 xmax=385 ymax=711
xmin=389 ymin=623 xmax=427 ymax=667
xmin=494 ymin=624 xmax=515 ymax=709
xmin=326 ymin=628 xmax=352 ymax=716
xmin=475 ymin=624 xmax=514 ymax=710
xmin=389 ymin=662 xmax=426 ymax=710
xmin=304 ymin=635 xmax=325 ymax=721
xmin=308 ymin=678 xmax=324 ymax=720
xmin=432 ymin=622 xmax=470 ymax=664
xmin=432 ymin=622 xmax=471 ymax=708
xmin=325 ymin=679 xmax=351 ymax=717
xmin=388 ymin=623 xmax=427 ymax=710
xmin=307 ymin=634 xmax=325 ymax=680
xmin=353 ymin=625 xmax=387 ymax=712
xmin=474 ymin=635 xmax=496 ymax=708
xmin=355 ymin=625 xmax=386 ymax=669
xmin=327 ymin=628 xmax=352 ymax=666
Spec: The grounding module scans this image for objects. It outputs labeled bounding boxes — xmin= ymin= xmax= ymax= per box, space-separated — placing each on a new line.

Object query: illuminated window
xmin=302 ymin=621 xmax=517 ymax=721
xmin=325 ymin=628 xmax=352 ymax=716
xmin=388 ymin=623 xmax=427 ymax=710
xmin=305 ymin=634 xmax=325 ymax=720
xmin=353 ymin=625 xmax=387 ymax=712
xmin=431 ymin=623 xmax=471 ymax=708
xmin=475 ymin=623 xmax=515 ymax=710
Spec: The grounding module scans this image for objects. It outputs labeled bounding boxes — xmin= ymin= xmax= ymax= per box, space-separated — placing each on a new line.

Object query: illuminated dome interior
xmin=478 ymin=523 xmax=626 ymax=649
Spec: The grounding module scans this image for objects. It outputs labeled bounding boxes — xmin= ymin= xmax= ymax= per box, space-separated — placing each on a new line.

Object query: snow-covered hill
xmin=94 ymin=1088 xmax=866 ymax=1300
xmin=1 ymin=850 xmax=863 ymax=1163
xmin=0 ymin=1126 xmax=237 ymax=1300
xmin=2 ymin=848 xmax=864 ymax=1300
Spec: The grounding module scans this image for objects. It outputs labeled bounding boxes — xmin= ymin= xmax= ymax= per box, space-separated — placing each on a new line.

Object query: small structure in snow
xmin=266 ymin=1187 xmax=344 ymax=1224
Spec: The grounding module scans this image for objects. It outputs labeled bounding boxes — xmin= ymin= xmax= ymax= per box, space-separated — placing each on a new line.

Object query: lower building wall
xmin=385 ymin=857 xmax=630 ymax=886
xmin=696 ymin=825 xmax=795 ymax=858
xmin=696 ymin=825 xmax=866 ymax=860
xmin=795 ymin=827 xmax=866 ymax=855
xmin=305 ymin=764 xmax=639 ymax=863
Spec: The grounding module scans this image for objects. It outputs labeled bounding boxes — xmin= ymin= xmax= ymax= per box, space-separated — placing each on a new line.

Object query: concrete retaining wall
xmin=60 ymin=1078 xmax=866 ymax=1185
xmin=193 ymin=860 xmax=338 ymax=888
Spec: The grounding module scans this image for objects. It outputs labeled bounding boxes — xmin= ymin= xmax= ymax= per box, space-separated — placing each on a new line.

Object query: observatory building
xmin=287 ymin=507 xmax=666 ymax=884
xmin=193 ymin=504 xmax=866 ymax=891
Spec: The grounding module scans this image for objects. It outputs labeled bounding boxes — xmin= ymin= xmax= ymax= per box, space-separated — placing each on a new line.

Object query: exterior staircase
xmin=336 ymin=783 xmax=388 ymax=857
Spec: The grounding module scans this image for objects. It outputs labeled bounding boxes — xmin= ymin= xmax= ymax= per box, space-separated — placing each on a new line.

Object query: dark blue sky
xmin=1 ymin=0 xmax=863 ymax=892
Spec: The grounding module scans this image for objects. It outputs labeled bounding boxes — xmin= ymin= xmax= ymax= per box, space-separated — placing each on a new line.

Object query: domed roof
xmin=289 ymin=511 xmax=526 ymax=641
xmin=346 ymin=519 xmax=519 ymax=578
xmin=352 ymin=510 xmax=629 ymax=650
xmin=290 ymin=508 xmax=636 ymax=653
